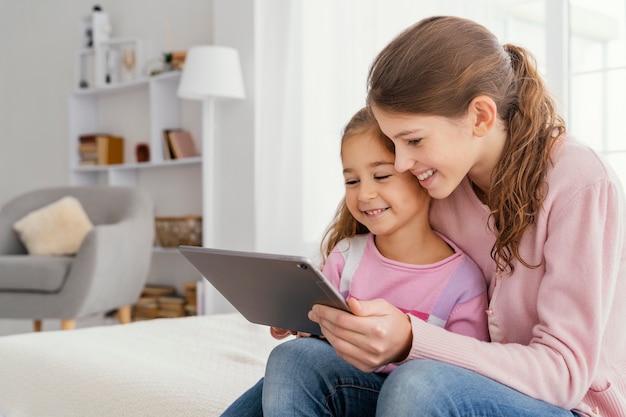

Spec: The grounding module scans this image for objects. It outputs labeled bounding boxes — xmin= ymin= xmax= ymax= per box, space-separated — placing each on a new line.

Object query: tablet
xmin=178 ymin=245 xmax=351 ymax=335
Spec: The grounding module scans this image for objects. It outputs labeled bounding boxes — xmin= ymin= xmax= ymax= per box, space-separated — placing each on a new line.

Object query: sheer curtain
xmin=254 ymin=0 xmax=551 ymax=258
xmin=254 ymin=1 xmax=305 ymax=255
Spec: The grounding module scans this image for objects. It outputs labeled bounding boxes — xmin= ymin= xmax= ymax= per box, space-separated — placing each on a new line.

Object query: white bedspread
xmin=0 ymin=313 xmax=284 ymax=417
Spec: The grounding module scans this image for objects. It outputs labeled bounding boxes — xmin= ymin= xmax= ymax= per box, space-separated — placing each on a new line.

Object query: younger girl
xmin=272 ymin=107 xmax=488 ymax=344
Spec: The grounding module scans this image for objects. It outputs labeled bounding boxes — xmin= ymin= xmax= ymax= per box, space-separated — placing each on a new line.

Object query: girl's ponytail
xmin=488 ymin=45 xmax=565 ymax=273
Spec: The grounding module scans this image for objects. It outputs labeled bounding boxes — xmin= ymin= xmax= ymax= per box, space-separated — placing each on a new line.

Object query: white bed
xmin=0 ymin=313 xmax=284 ymax=417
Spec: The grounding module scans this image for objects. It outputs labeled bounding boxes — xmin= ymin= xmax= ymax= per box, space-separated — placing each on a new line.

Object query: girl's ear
xmin=469 ymin=96 xmax=497 ymax=137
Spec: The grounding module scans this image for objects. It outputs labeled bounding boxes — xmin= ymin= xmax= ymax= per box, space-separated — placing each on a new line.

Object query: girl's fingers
xmin=309 ymin=299 xmax=413 ymax=371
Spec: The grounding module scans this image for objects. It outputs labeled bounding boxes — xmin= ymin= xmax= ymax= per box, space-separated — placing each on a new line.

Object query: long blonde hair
xmin=367 ymin=16 xmax=565 ymax=274
xmin=320 ymin=107 xmax=394 ymax=261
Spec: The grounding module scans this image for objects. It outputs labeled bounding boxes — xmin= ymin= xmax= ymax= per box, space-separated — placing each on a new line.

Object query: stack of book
xmin=78 ymin=134 xmax=124 ymax=166
xmin=132 ymin=284 xmax=197 ymax=321
xmin=132 ymin=297 xmax=160 ymax=320
xmin=133 ymin=284 xmax=177 ymax=320
xmin=157 ymin=295 xmax=186 ymax=318
xmin=162 ymin=129 xmax=200 ymax=160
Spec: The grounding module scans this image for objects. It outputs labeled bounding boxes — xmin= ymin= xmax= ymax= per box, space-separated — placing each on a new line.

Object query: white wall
xmin=0 ymin=0 xmax=258 ymax=254
xmin=0 ymin=0 xmax=214 ymax=206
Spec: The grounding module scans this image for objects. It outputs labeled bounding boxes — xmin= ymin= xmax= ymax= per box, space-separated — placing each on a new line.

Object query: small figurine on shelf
xmin=122 ymin=47 xmax=136 ymax=81
xmin=82 ymin=5 xmax=111 ymax=48
xmin=164 ymin=51 xmax=187 ymax=71
xmin=105 ymin=47 xmax=119 ymax=84
xmin=135 ymin=143 xmax=150 ymax=163
xmin=79 ymin=60 xmax=89 ymax=89
xmin=146 ymin=51 xmax=186 ymax=76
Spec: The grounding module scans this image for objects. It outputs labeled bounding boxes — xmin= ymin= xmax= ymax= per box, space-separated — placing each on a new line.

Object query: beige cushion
xmin=13 ymin=196 xmax=93 ymax=256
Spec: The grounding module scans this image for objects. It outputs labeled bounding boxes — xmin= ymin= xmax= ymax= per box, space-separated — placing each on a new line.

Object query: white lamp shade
xmin=177 ymin=45 xmax=245 ymax=100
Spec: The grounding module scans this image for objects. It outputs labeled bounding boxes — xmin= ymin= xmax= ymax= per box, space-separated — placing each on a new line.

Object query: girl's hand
xmin=308 ymin=297 xmax=413 ymax=372
xmin=269 ymin=327 xmax=297 ymax=339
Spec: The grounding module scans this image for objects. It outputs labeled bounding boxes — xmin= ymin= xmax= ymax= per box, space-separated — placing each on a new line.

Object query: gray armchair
xmin=0 ymin=186 xmax=154 ymax=331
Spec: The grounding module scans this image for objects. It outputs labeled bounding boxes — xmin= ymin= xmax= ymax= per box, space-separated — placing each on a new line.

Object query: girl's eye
xmin=345 ymin=179 xmax=359 ymax=186
xmin=374 ymin=174 xmax=391 ymax=181
xmin=407 ymin=139 xmax=422 ymax=146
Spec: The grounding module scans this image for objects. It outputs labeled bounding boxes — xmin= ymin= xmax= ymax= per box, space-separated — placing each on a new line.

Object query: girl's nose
xmin=394 ymin=150 xmax=413 ymax=173
xmin=358 ymin=183 xmax=377 ymax=201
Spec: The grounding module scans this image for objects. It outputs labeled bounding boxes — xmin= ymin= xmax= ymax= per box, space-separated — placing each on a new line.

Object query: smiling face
xmin=341 ymin=130 xmax=430 ymax=239
xmin=371 ymin=106 xmax=485 ymax=200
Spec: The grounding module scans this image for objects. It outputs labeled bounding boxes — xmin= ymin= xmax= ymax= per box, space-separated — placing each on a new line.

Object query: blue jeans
xmin=220 ymin=338 xmax=578 ymax=417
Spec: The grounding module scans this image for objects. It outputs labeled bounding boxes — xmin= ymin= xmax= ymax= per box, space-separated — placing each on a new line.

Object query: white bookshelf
xmin=68 ymin=70 xmax=204 ymax=294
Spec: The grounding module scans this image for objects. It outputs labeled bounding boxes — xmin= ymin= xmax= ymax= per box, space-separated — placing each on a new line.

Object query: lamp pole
xmin=201 ymin=96 xmax=216 ymax=250
xmin=200 ymin=96 xmax=218 ymax=314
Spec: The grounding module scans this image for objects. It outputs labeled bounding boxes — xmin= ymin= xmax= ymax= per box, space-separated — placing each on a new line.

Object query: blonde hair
xmin=367 ymin=16 xmax=565 ymax=274
xmin=319 ymin=107 xmax=394 ymax=261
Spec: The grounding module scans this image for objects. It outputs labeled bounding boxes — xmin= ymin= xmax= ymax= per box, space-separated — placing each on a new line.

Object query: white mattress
xmin=0 ymin=313 xmax=284 ymax=417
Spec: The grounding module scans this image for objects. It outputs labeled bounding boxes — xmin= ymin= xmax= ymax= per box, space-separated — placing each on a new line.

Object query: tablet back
xmin=178 ymin=245 xmax=350 ymax=335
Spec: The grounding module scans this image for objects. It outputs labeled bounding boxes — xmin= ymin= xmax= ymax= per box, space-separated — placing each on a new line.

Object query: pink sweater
xmin=409 ymin=137 xmax=626 ymax=416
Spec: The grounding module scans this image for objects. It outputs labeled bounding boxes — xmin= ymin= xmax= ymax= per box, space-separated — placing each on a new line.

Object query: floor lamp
xmin=177 ymin=46 xmax=245 ymax=314
xmin=177 ymin=45 xmax=245 ymax=249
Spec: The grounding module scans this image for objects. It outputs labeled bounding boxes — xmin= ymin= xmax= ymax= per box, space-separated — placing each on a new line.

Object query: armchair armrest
xmin=63 ymin=215 xmax=154 ymax=318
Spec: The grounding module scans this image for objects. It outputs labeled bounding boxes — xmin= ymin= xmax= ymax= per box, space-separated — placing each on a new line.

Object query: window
xmin=568 ymin=0 xmax=626 ymax=184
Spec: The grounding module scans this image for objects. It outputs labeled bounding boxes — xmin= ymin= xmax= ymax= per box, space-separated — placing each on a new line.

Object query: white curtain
xmin=254 ymin=0 xmax=549 ymax=259
xmin=254 ymin=1 xmax=305 ymax=255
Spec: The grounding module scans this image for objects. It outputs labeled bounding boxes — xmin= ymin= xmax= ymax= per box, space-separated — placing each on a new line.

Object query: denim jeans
xmin=220 ymin=337 xmax=578 ymax=417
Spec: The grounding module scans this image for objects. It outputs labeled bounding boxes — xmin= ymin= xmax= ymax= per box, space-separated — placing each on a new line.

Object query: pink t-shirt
xmin=322 ymin=232 xmax=489 ymax=372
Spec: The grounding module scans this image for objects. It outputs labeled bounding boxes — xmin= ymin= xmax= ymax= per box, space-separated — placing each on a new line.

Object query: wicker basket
xmin=154 ymin=216 xmax=202 ymax=247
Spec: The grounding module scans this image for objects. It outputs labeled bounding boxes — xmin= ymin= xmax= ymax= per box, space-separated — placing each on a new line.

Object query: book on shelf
xmin=77 ymin=134 xmax=124 ymax=166
xmin=77 ymin=134 xmax=100 ymax=166
xmin=79 ymin=134 xmax=101 ymax=144
xmin=158 ymin=310 xmax=186 ymax=318
xmin=163 ymin=129 xmax=200 ymax=159
xmin=97 ymin=135 xmax=124 ymax=165
xmin=133 ymin=297 xmax=159 ymax=319
xmin=141 ymin=284 xmax=177 ymax=297
xmin=162 ymin=129 xmax=176 ymax=160
xmin=158 ymin=295 xmax=186 ymax=314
